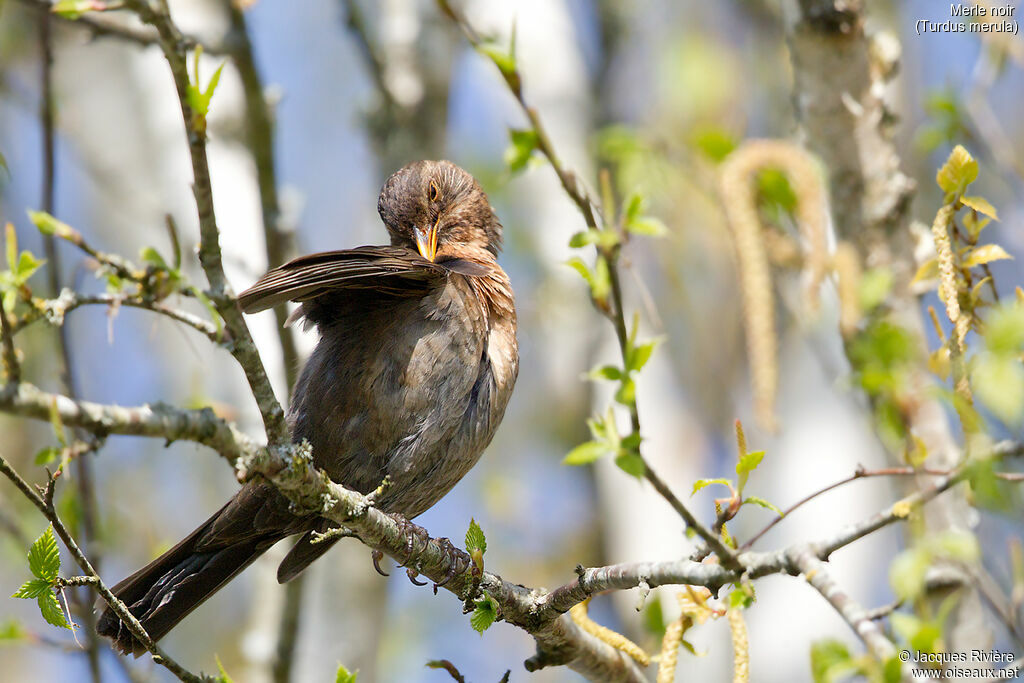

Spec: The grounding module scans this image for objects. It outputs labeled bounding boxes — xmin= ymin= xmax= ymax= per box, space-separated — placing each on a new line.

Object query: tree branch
xmin=0 ymin=380 xmax=252 ymax=462
xmin=127 ymin=0 xmax=288 ymax=446
xmin=0 ymin=454 xmax=213 ymax=683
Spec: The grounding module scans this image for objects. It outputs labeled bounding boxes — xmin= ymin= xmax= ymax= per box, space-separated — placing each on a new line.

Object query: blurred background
xmin=0 ymin=0 xmax=1022 ymax=681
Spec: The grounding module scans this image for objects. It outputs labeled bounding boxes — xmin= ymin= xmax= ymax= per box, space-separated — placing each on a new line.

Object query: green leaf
xmin=985 ymin=304 xmax=1024 ymax=353
xmin=626 ymin=217 xmax=668 ymax=237
xmin=0 ymin=619 xmax=27 ymax=641
xmin=565 ymin=256 xmax=592 ymax=283
xmin=728 ymin=583 xmax=755 ymax=609
xmin=568 ymin=230 xmax=595 ymax=248
xmin=620 ymin=432 xmax=642 ymax=451
xmin=627 ymin=337 xmax=662 ymax=373
xmin=335 ymin=664 xmax=358 ymax=683
xmin=591 ymin=256 xmax=611 ymax=302
xmin=194 ymin=289 xmax=224 ymax=340
xmin=960 ymin=195 xmax=998 ymax=220
xmin=963 ymin=243 xmax=1012 ymax=268
xmin=756 ymin=168 xmax=797 ymax=211
xmin=504 ymin=128 xmax=539 ymax=174
xmin=28 ymin=525 xmax=60 ymax=582
xmin=743 ymin=496 xmax=783 ymax=517
xmin=465 ymin=518 xmax=487 ymax=556
xmin=691 ymin=127 xmax=737 ymax=163
xmin=477 ymin=41 xmax=517 ymax=78
xmin=735 ymin=450 xmax=765 ymax=494
xmin=587 ymin=364 xmax=622 ymax=382
xmin=973 ymin=352 xmax=1024 ymax=424
xmin=936 ymin=144 xmax=978 ymax=197
xmin=36 ymin=590 xmax=69 ymax=630
xmin=614 ymin=451 xmax=645 ymax=478
xmin=614 ymin=376 xmax=636 ymax=406
xmin=889 ymin=548 xmax=929 ymax=601
xmin=470 ymin=592 xmax=498 ymax=634
xmin=810 ymin=639 xmax=854 ymax=683
xmin=890 ymin=612 xmax=941 ymax=654
xmin=27 ymin=210 xmax=73 ymax=239
xmin=12 ymin=578 xmax=53 ymax=599
xmin=563 ymin=441 xmax=611 ymax=466
xmin=15 ymin=252 xmax=42 ymax=282
xmin=33 ymin=447 xmax=60 ymax=466
xmin=140 ymin=246 xmax=169 ymax=270
xmin=691 ymin=478 xmax=732 ymax=496
xmin=858 ymin=267 xmax=893 ymax=312
xmin=215 ymin=655 xmax=236 ymax=683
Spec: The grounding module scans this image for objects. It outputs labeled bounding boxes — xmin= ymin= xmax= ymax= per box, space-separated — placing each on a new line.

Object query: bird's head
xmin=377 ymin=160 xmax=503 ymax=262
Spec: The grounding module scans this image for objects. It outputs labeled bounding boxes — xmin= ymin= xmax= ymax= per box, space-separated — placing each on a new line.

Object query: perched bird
xmin=97 ymin=160 xmax=518 ymax=654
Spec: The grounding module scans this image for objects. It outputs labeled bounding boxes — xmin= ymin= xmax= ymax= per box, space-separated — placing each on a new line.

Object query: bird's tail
xmin=96 ymin=484 xmax=300 ymax=655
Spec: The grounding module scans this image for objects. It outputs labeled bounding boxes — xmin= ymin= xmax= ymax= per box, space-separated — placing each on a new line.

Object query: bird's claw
xmin=393 ymin=514 xmax=429 ymax=568
xmin=432 ymin=537 xmax=466 ymax=592
xmin=371 ymin=550 xmax=389 ymax=577
xmin=406 ymin=568 xmax=427 ymax=586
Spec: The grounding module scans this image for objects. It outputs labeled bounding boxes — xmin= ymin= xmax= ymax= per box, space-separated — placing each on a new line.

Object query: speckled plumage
xmin=98 ymin=161 xmax=517 ymax=654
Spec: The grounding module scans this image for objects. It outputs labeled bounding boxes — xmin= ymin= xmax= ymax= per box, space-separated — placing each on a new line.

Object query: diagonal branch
xmin=0 ymin=453 xmax=213 ymax=683
xmin=126 ymin=0 xmax=288 ymax=445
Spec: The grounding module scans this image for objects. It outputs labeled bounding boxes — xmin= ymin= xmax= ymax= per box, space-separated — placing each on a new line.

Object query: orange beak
xmin=414 ymin=219 xmax=439 ymax=262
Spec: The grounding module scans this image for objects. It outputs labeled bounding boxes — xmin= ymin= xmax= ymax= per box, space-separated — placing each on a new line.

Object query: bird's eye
xmin=428 ymin=180 xmax=440 ymax=202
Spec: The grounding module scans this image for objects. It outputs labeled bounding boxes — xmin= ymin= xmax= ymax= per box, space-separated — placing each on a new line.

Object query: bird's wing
xmin=237 ymin=246 xmax=446 ymax=314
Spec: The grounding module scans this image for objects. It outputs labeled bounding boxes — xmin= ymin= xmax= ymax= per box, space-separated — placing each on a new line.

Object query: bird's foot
xmin=392 ymin=514 xmax=430 ymax=567
xmin=405 ymin=568 xmax=428 ymax=586
xmin=371 ymin=549 xmax=389 ymax=577
xmin=432 ymin=537 xmax=469 ymax=593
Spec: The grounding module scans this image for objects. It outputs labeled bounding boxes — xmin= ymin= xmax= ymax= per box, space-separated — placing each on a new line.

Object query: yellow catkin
xmin=832 ymin=241 xmax=862 ymax=338
xmin=568 ymin=599 xmax=650 ymax=666
xmin=728 ymin=609 xmax=750 ymax=683
xmin=719 ymin=140 xmax=830 ymax=431
xmin=930 ymin=204 xmax=972 ymax=403
xmin=656 ymin=618 xmax=684 ymax=683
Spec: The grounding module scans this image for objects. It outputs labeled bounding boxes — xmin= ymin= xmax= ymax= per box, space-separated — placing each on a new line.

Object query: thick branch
xmin=0 ymin=381 xmax=252 ymax=462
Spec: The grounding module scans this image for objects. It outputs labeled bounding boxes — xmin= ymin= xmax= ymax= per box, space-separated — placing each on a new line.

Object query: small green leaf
xmin=890 ymin=612 xmax=941 ymax=654
xmin=735 ymin=450 xmax=765 ymax=494
xmin=12 ymin=578 xmax=53 ymax=599
xmin=50 ymin=0 xmax=101 ymax=20
xmin=470 ymin=592 xmax=498 ymax=634
xmin=810 ymin=639 xmax=854 ymax=683
xmin=728 ymin=583 xmax=755 ymax=609
xmin=691 ymin=478 xmax=732 ymax=496
xmin=743 ymin=496 xmax=783 ymax=517
xmin=477 ymin=41 xmax=516 ymax=79
xmin=194 ymin=289 xmax=224 ymax=340
xmin=960 ymin=195 xmax=998 ymax=220
xmin=36 ymin=590 xmax=69 ymax=630
xmin=614 ymin=451 xmax=646 ymax=478
xmin=0 ymin=619 xmax=27 ymax=641
xmin=936 ymin=144 xmax=978 ymax=197
xmin=215 ymin=655 xmax=236 ymax=683
xmin=140 ymin=246 xmax=169 ymax=270
xmin=563 ymin=441 xmax=611 ymax=466
xmin=565 ymin=256 xmax=592 ymax=283
xmin=587 ymin=364 xmax=622 ymax=381
xmin=4 ymin=223 xmax=16 ymax=271
xmin=614 ymin=376 xmax=636 ymax=406
xmin=504 ymin=128 xmax=539 ymax=174
xmin=465 ymin=518 xmax=487 ymax=556
xmin=627 ymin=337 xmax=662 ymax=373
xmin=620 ymin=432 xmax=642 ymax=451
xmin=27 ymin=210 xmax=73 ymax=239
xmin=335 ymin=664 xmax=358 ymax=683
xmin=568 ymin=231 xmax=595 ymax=248
xmin=626 ymin=217 xmax=668 ymax=237
xmin=963 ymin=243 xmax=1013 ymax=268
xmin=973 ymin=352 xmax=1024 ymax=424
xmin=691 ymin=127 xmax=737 ymax=163
xmin=28 ymin=525 xmax=60 ymax=582
xmin=33 ymin=447 xmax=60 ymax=466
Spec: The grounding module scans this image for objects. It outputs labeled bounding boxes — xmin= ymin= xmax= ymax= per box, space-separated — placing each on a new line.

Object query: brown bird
xmin=97 ymin=160 xmax=518 ymax=654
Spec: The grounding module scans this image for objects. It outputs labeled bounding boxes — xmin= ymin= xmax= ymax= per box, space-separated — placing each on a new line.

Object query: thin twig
xmin=0 ymin=454 xmax=213 ymax=683
xmin=436 ymin=0 xmax=738 ymax=570
xmin=127 ymin=0 xmax=289 ymax=446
